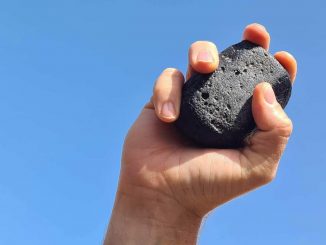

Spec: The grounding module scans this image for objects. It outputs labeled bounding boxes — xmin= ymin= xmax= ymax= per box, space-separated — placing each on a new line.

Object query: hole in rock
xmin=202 ymin=92 xmax=209 ymax=100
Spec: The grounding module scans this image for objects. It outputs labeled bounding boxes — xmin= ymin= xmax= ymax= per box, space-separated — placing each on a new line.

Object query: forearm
xmin=104 ymin=186 xmax=203 ymax=245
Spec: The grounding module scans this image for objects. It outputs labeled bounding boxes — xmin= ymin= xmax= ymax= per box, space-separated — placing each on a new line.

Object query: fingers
xmin=274 ymin=51 xmax=297 ymax=82
xmin=186 ymin=41 xmax=219 ymax=79
xmin=241 ymin=82 xmax=293 ymax=185
xmin=252 ymin=82 xmax=292 ymax=133
xmin=152 ymin=68 xmax=184 ymax=123
xmin=186 ymin=23 xmax=270 ymax=80
xmin=243 ymin=23 xmax=297 ymax=82
xmin=243 ymin=23 xmax=270 ymax=50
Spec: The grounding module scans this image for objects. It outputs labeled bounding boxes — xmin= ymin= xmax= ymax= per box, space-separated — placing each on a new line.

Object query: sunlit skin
xmin=105 ymin=23 xmax=297 ymax=245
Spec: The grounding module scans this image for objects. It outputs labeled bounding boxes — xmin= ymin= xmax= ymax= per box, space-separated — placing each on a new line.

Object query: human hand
xmin=105 ymin=23 xmax=297 ymax=245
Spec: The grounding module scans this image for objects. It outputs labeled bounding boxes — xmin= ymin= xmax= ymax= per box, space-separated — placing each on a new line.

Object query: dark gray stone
xmin=175 ymin=40 xmax=292 ymax=148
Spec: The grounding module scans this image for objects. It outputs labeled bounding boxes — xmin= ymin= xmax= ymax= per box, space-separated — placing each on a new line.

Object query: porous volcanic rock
xmin=175 ymin=40 xmax=292 ymax=148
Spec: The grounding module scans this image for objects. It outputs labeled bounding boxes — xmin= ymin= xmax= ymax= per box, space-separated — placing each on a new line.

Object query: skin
xmin=104 ymin=23 xmax=298 ymax=245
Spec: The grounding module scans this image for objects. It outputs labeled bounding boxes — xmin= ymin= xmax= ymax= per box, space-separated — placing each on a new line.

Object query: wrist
xmin=105 ymin=185 xmax=203 ymax=245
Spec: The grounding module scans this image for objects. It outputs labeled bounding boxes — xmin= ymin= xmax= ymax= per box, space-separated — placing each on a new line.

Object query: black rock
xmin=175 ymin=40 xmax=292 ymax=148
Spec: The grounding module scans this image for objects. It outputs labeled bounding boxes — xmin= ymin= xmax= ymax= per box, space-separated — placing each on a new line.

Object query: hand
xmin=105 ymin=23 xmax=297 ymax=245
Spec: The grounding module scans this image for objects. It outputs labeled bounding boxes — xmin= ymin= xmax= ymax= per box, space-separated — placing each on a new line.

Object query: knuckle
xmin=163 ymin=67 xmax=178 ymax=74
xmin=153 ymin=86 xmax=163 ymax=96
xmin=264 ymin=171 xmax=276 ymax=184
xmin=162 ymin=68 xmax=183 ymax=80
xmin=153 ymin=68 xmax=177 ymax=93
xmin=257 ymin=169 xmax=277 ymax=185
xmin=152 ymin=68 xmax=184 ymax=104
xmin=276 ymin=118 xmax=293 ymax=139
xmin=247 ymin=159 xmax=279 ymax=186
xmin=206 ymin=41 xmax=217 ymax=49
xmin=190 ymin=41 xmax=203 ymax=49
xmin=190 ymin=41 xmax=217 ymax=50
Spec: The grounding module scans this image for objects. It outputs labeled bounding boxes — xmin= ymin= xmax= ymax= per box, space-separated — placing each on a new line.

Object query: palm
xmin=121 ymin=108 xmax=267 ymax=216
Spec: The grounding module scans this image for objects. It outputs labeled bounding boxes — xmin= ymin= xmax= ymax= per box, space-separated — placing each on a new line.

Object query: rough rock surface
xmin=175 ymin=40 xmax=292 ymax=148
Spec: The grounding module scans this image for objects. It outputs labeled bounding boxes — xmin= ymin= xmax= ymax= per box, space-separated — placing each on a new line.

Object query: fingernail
xmin=264 ymin=84 xmax=276 ymax=105
xmin=196 ymin=50 xmax=214 ymax=63
xmin=161 ymin=102 xmax=176 ymax=118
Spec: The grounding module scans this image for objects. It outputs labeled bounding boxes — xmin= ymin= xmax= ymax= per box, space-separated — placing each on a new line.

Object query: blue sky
xmin=0 ymin=0 xmax=325 ymax=244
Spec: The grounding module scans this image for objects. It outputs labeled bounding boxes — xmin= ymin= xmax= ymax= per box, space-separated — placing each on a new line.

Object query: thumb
xmin=242 ymin=82 xmax=293 ymax=184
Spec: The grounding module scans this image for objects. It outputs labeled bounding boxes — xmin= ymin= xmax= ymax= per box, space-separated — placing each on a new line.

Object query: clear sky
xmin=0 ymin=0 xmax=325 ymax=244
